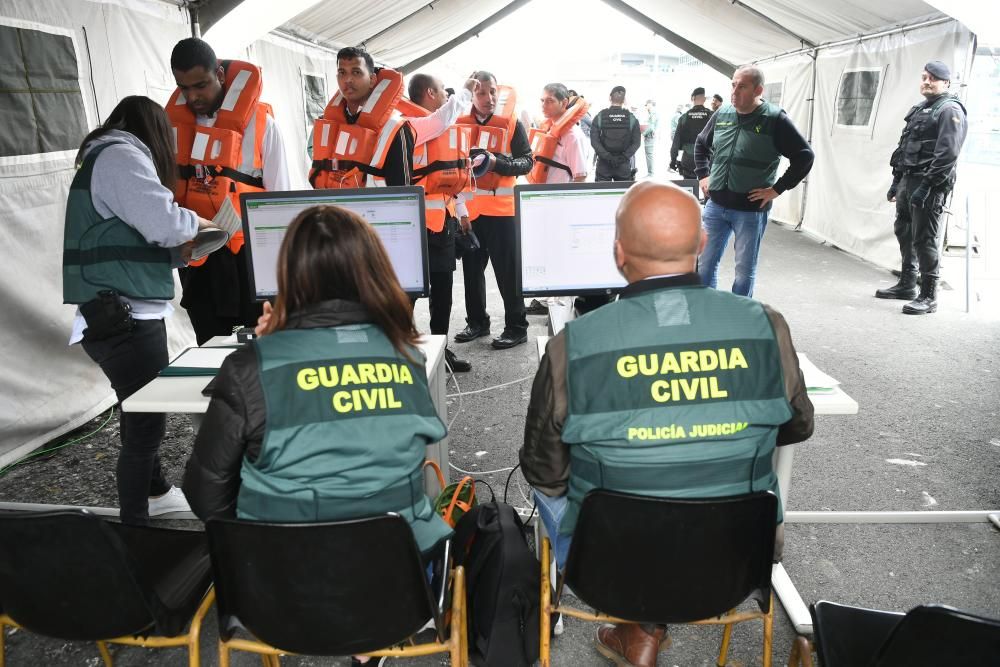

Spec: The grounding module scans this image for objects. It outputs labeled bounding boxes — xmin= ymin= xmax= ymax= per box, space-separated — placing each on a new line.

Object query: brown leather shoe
xmin=594 ymin=623 xmax=670 ymax=667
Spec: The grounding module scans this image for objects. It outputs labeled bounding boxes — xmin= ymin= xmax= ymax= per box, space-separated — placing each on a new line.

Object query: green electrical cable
xmin=0 ymin=407 xmax=115 ymax=478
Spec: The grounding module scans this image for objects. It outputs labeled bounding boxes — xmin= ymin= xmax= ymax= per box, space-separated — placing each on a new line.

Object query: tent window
xmin=836 ymin=69 xmax=881 ymax=127
xmin=762 ymin=82 xmax=783 ymax=108
xmin=0 ymin=25 xmax=88 ymax=157
xmin=302 ymin=72 xmax=327 ymax=141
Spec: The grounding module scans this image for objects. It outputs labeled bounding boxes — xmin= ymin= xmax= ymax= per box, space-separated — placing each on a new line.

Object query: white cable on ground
xmin=446 ymin=374 xmax=533 ymax=398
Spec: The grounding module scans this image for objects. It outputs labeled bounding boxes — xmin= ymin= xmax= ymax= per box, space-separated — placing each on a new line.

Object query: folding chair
xmin=539 ymin=490 xmax=778 ymax=667
xmin=802 ymin=599 xmax=1000 ymax=666
xmin=0 ymin=509 xmax=213 ymax=667
xmin=206 ymin=514 xmax=466 ymax=665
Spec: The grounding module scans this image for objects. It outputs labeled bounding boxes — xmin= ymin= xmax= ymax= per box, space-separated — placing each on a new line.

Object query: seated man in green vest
xmin=519 ymin=180 xmax=814 ymax=667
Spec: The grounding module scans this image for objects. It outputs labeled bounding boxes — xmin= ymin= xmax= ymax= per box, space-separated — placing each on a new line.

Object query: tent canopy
xmin=196 ymin=0 xmax=965 ymax=74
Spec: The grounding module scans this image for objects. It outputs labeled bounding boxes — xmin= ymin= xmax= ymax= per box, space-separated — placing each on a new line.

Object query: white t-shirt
xmin=545 ymin=124 xmax=588 ymax=184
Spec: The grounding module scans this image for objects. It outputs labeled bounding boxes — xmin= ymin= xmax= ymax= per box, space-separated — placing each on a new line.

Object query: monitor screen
xmin=515 ymin=182 xmax=634 ymax=297
xmin=240 ymin=187 xmax=429 ymax=300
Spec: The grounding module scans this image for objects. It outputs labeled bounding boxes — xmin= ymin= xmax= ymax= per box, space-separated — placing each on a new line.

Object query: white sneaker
xmin=147 ymin=486 xmax=191 ymax=516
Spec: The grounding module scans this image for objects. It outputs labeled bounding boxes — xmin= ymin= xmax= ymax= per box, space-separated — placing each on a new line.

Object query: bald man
xmin=519 ymin=181 xmax=813 ymax=667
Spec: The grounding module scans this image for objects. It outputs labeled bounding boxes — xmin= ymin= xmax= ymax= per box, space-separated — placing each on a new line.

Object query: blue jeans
xmin=534 ymin=490 xmax=572 ymax=571
xmin=697 ymin=200 xmax=770 ymax=297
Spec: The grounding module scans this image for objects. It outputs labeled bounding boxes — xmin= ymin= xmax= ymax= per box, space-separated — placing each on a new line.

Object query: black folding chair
xmin=539 ymin=490 xmax=778 ymax=667
xmin=206 ymin=514 xmax=466 ymax=666
xmin=800 ymin=599 xmax=1000 ymax=667
xmin=0 ymin=509 xmax=213 ymax=667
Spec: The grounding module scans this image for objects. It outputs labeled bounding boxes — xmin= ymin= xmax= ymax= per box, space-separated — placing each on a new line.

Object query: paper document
xmin=190 ymin=226 xmax=228 ymax=260
xmin=797 ymin=353 xmax=841 ymax=394
xmin=169 ymin=346 xmax=236 ymax=369
xmin=212 ymin=197 xmax=243 ymax=236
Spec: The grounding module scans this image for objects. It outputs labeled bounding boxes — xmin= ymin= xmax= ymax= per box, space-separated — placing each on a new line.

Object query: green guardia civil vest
xmin=62 ymin=142 xmax=174 ymax=304
xmin=560 ymin=285 xmax=793 ymax=534
xmin=708 ymin=101 xmax=782 ymax=194
xmin=239 ymin=324 xmax=451 ymax=553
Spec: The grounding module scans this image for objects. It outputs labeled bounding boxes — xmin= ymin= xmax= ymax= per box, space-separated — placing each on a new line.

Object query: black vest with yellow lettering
xmin=559 ymin=284 xmax=792 ymax=534
xmin=238 ymin=323 xmax=451 ymax=552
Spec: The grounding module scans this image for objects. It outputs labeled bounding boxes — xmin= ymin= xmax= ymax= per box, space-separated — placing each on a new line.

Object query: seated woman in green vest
xmin=63 ymin=95 xmax=212 ymax=525
xmin=183 ymin=205 xmax=451 ymax=555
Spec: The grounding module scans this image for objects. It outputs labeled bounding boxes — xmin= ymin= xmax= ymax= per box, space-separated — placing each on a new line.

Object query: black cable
xmin=503 ymin=463 xmax=521 ymax=504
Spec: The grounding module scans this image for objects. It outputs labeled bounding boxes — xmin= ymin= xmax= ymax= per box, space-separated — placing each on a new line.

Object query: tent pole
xmin=398 ymin=0 xmax=535 ymax=74
xmin=600 ymin=0 xmax=735 ymax=76
xmin=797 ymin=50 xmax=818 ymax=230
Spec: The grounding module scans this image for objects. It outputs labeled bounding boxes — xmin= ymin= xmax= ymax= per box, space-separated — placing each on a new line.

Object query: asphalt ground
xmin=1 ymin=221 xmax=998 ymax=666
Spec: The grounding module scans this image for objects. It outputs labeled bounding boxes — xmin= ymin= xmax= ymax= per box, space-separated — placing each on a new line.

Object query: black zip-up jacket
xmin=182 ymin=299 xmax=378 ymax=520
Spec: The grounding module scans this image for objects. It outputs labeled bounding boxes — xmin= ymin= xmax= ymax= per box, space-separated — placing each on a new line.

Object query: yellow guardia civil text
xmin=295 ymin=362 xmax=414 ymax=413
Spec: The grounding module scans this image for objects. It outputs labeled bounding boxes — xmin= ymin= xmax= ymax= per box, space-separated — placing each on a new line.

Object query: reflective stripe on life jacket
xmin=168 ymin=60 xmax=268 ymax=264
xmin=310 ymin=68 xmax=409 ymax=189
xmin=526 ymin=96 xmax=590 ymax=184
xmin=456 ymin=85 xmax=518 ymax=219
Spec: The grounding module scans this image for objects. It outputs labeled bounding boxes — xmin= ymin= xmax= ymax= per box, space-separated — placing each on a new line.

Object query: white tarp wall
xmin=769 ymin=20 xmax=973 ymax=269
xmin=0 ymin=0 xmax=193 ymax=465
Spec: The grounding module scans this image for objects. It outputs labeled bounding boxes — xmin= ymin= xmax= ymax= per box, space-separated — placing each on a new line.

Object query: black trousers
xmin=595 ymin=159 xmax=636 ymax=182
xmin=461 ymin=214 xmax=527 ymax=335
xmin=81 ymin=319 xmax=171 ymax=525
xmin=414 ymin=221 xmax=457 ymax=336
xmin=180 ymin=247 xmax=263 ymax=345
xmin=894 ymin=174 xmax=947 ymax=280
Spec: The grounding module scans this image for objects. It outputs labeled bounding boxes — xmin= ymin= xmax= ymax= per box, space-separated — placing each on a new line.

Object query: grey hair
xmin=736 ymin=65 xmax=765 ymax=88
xmin=543 ymin=83 xmax=569 ymax=102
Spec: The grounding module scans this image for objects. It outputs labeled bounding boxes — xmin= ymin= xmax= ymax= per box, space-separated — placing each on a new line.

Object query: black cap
xmin=610 ymin=85 xmax=626 ymax=96
xmin=691 ymin=87 xmax=705 ymax=97
xmin=924 ymin=60 xmax=951 ymax=81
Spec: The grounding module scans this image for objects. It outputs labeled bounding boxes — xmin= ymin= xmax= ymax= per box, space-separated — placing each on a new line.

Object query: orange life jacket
xmin=402 ymin=99 xmax=474 ymax=232
xmin=526 ymin=96 xmax=590 ymax=184
xmin=456 ymin=85 xmax=518 ymax=219
xmin=167 ymin=59 xmax=269 ymax=264
xmin=310 ymin=68 xmax=410 ymax=189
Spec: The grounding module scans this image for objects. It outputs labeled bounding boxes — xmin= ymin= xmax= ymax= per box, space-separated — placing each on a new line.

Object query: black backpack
xmin=453 ymin=501 xmax=541 ymax=666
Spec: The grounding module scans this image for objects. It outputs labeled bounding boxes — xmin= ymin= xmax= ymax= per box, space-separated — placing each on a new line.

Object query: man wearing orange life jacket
xmin=529 ymin=83 xmax=589 ymax=185
xmin=454 ymin=71 xmax=534 ymax=350
xmin=403 ymin=72 xmax=480 ymax=373
xmin=168 ymin=38 xmax=292 ymax=345
xmin=310 ymin=47 xmax=414 ymax=189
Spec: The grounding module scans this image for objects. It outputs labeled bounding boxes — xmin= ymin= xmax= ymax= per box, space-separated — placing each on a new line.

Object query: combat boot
xmin=875 ymin=271 xmax=918 ymax=300
xmin=902 ymin=276 xmax=938 ymax=315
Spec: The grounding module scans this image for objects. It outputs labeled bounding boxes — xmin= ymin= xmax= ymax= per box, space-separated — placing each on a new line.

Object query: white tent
xmin=0 ymin=0 xmax=987 ymax=464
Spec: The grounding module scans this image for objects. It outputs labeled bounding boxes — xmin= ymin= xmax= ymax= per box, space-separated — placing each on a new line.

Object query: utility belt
xmin=80 ymin=289 xmax=134 ymax=341
xmin=177 ymin=164 xmax=264 ymax=189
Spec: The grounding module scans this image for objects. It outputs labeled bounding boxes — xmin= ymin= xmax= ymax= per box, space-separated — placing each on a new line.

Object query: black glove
xmin=909 ymin=181 xmax=931 ymax=209
xmin=886 ymin=185 xmax=897 ymax=201
xmin=669 ymin=160 xmax=680 ymax=171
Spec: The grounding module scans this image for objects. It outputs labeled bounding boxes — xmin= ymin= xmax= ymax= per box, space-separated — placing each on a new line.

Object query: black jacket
xmin=182 ymin=299 xmax=376 ymax=519
xmin=591 ymin=106 xmax=641 ymax=166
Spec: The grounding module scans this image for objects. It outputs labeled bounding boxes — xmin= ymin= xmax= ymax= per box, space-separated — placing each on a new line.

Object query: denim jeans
xmin=534 ymin=490 xmax=572 ymax=571
xmin=697 ymin=200 xmax=770 ymax=297
xmin=81 ymin=318 xmax=171 ymax=524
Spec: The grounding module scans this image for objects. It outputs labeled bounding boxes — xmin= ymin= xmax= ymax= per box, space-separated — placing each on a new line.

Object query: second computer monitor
xmin=240 ymin=187 xmax=429 ymax=300
xmin=515 ymin=182 xmax=634 ymax=297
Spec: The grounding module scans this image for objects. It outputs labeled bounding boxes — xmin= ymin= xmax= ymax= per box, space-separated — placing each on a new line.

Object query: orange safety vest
xmin=402 ymin=99 xmax=473 ymax=232
xmin=310 ymin=68 xmax=410 ymax=189
xmin=456 ymin=85 xmax=518 ymax=220
xmin=526 ymin=96 xmax=590 ymax=184
xmin=167 ymin=59 xmax=269 ymax=264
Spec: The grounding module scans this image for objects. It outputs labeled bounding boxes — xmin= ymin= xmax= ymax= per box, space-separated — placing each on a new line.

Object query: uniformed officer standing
xmin=669 ymin=87 xmax=712 ymax=179
xmin=877 ymin=60 xmax=968 ymax=315
xmin=591 ymin=85 xmax=641 ymax=182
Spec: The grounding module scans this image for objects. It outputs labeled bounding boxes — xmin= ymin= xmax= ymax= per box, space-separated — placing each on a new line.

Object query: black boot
xmin=875 ymin=271 xmax=918 ymax=300
xmin=902 ymin=276 xmax=937 ymax=315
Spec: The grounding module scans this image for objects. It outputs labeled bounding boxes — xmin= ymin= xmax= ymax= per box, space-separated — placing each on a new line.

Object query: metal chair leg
xmin=762 ymin=594 xmax=774 ymax=667
xmin=540 ymin=536 xmax=552 ymax=667
xmin=788 ymin=636 xmax=813 ymax=667
xmin=717 ymin=612 xmax=734 ymax=666
xmin=97 ymin=641 xmax=114 ymax=667
xmin=218 ymin=642 xmax=230 ymax=667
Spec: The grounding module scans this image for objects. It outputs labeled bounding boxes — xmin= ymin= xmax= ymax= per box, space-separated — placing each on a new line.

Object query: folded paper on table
xmin=797 ymin=353 xmax=841 ymax=394
xmin=158 ymin=346 xmax=236 ymax=376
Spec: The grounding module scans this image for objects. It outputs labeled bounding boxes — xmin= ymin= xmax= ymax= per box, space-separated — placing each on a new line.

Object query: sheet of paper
xmin=797 ymin=353 xmax=840 ymax=391
xmin=190 ymin=226 xmax=228 ymax=260
xmin=170 ymin=346 xmax=237 ymax=369
xmin=212 ymin=197 xmax=243 ymax=236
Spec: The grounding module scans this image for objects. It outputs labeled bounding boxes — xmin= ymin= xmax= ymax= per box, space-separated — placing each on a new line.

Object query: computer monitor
xmin=240 ymin=187 xmax=429 ymax=300
xmin=667 ymin=178 xmax=700 ymax=200
xmin=515 ymin=181 xmax=634 ymax=297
